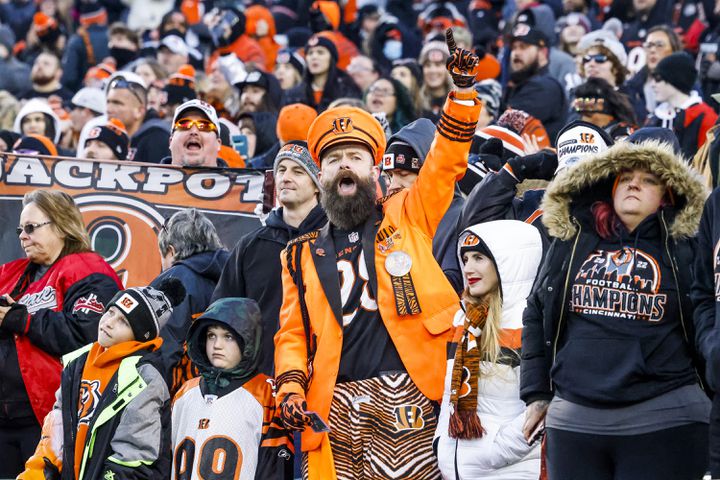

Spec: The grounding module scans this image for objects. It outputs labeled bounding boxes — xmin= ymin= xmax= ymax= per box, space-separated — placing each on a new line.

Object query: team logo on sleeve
xmin=78 ymin=379 xmax=101 ymax=425
xmin=393 ymin=404 xmax=425 ymax=431
xmin=73 ymin=294 xmax=105 ymax=314
xmin=572 ymin=248 xmax=667 ymax=322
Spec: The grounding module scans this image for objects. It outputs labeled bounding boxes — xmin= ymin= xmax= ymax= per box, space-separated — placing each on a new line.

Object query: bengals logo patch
xmin=78 ymin=379 xmax=101 ymax=425
xmin=461 ymin=233 xmax=480 ymax=247
xmin=393 ymin=404 xmax=425 ymax=431
xmin=332 ymin=117 xmax=353 ymax=134
xmin=459 ymin=366 xmax=472 ymax=398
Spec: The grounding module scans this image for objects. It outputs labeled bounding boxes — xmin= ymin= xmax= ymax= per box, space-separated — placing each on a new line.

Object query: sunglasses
xmin=643 ymin=41 xmax=667 ymax=50
xmin=582 ymin=54 xmax=609 ymax=64
xmin=107 ymin=76 xmax=147 ymax=104
xmin=173 ymin=118 xmax=218 ymax=133
xmin=16 ymin=221 xmax=52 ymax=236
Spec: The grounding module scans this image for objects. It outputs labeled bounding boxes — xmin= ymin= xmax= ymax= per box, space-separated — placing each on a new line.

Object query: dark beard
xmin=32 ymin=73 xmax=55 ymax=87
xmin=509 ymin=59 xmax=540 ymax=85
xmin=320 ymin=169 xmax=377 ymax=231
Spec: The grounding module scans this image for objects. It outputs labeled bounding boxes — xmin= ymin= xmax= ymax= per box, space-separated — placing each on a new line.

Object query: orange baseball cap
xmin=307 ymin=106 xmax=386 ymax=166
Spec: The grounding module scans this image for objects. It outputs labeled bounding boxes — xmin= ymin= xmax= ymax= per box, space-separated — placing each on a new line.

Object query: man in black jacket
xmin=212 ymin=143 xmax=326 ymax=375
xmin=105 ymin=71 xmax=170 ymax=164
xmin=503 ymin=23 xmax=567 ymax=146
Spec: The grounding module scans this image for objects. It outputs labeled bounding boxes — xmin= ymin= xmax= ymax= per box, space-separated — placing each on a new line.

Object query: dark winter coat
xmin=55 ymin=344 xmax=170 ymax=480
xmin=460 ymin=167 xmax=550 ymax=250
xmin=503 ymin=65 xmax=567 ymax=146
xmin=61 ymin=24 xmax=110 ymax=93
xmin=211 ymin=204 xmax=327 ymax=375
xmin=130 ymin=111 xmax=170 ymax=164
xmin=521 ymin=140 xmax=708 ymax=406
xmin=153 ymin=249 xmax=229 ymax=386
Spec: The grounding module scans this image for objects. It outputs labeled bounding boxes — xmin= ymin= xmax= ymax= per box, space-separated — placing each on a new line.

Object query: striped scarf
xmin=449 ymin=301 xmax=488 ymax=439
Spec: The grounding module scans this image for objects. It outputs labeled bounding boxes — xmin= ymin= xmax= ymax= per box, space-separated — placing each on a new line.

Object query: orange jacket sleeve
xmin=274 ymin=244 xmax=311 ymax=404
xmin=403 ymin=92 xmax=481 ymax=236
xmin=18 ymin=401 xmax=63 ymax=480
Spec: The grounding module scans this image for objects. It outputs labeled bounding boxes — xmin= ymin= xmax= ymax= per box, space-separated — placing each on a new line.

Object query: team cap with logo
xmin=554 ymin=120 xmax=613 ymax=174
xmin=172 ymin=99 xmax=221 ymax=136
xmin=307 ymin=106 xmax=387 ymax=166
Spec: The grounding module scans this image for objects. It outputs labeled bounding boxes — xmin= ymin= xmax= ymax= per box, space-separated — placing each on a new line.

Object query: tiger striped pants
xmin=304 ymin=372 xmax=441 ymax=479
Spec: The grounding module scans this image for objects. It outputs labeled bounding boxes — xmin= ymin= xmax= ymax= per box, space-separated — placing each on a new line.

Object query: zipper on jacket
xmin=553 ymin=218 xmax=581 ymax=365
xmin=660 ymin=211 xmax=703 ymax=389
xmin=660 ymin=212 xmax=689 ymax=344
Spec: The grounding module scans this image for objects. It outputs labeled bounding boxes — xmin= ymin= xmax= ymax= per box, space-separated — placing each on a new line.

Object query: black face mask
xmin=110 ymin=47 xmax=138 ymax=68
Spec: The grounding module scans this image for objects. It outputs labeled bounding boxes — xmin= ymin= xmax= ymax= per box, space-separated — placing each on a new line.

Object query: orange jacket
xmin=274 ymin=94 xmax=481 ymax=461
xmin=210 ymin=35 xmax=267 ymax=71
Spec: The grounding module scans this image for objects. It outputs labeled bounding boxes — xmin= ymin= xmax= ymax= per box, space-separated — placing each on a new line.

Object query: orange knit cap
xmin=276 ymin=103 xmax=318 ymax=144
xmin=307 ymin=106 xmax=386 ymax=166
xmin=33 ymin=12 xmax=57 ymax=36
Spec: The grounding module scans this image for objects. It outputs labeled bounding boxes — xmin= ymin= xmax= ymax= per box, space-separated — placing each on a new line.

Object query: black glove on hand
xmin=506 ymin=150 xmax=558 ymax=182
xmin=279 ymin=393 xmax=311 ymax=431
xmin=478 ymin=137 xmax=504 ymax=158
xmin=445 ymin=29 xmax=480 ymax=88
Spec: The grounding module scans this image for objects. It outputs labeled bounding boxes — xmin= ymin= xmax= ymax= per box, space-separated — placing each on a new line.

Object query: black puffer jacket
xmin=520 ymin=140 xmax=708 ymax=406
xmin=211 ymin=204 xmax=327 ymax=375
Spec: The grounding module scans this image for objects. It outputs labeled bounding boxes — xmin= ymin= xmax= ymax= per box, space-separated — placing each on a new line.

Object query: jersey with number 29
xmin=171 ymin=377 xmax=264 ymax=480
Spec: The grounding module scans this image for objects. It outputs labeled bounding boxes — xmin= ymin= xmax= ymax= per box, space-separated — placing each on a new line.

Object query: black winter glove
xmin=279 ymin=393 xmax=311 ymax=432
xmin=0 ymin=303 xmax=28 ymax=333
xmin=445 ymin=29 xmax=480 ymax=88
xmin=506 ymin=150 xmax=558 ymax=182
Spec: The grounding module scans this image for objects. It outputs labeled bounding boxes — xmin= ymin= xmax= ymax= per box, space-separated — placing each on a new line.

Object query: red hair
xmin=592 ymin=201 xmax=619 ymax=239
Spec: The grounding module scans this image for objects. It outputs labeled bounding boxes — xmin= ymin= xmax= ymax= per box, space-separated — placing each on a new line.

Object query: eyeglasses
xmin=16 ymin=221 xmax=52 ymax=236
xmin=582 ymin=54 xmax=609 ymax=64
xmin=173 ymin=118 xmax=218 ymax=133
xmin=368 ymin=86 xmax=395 ymax=97
xmin=107 ymin=76 xmax=147 ymax=104
xmin=643 ymin=41 xmax=667 ymax=50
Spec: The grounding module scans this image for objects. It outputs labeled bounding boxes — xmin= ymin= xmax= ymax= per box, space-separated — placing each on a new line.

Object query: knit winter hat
xmin=276 ymin=103 xmax=318 ymax=144
xmin=307 ymin=106 xmax=386 ymax=166
xmin=305 ymin=34 xmax=338 ymax=62
xmin=273 ymin=143 xmax=321 ymax=189
xmin=163 ymin=64 xmax=197 ymax=106
xmin=653 ymin=52 xmax=697 ymax=95
xmin=555 ymin=120 xmax=613 ymax=174
xmin=85 ymin=118 xmax=130 ymax=160
xmin=474 ymin=79 xmax=502 ymax=119
xmin=78 ymin=1 xmax=108 ymax=26
xmin=107 ymin=277 xmax=186 ymax=341
xmin=458 ymin=229 xmax=493 ymax=259
xmin=392 ymin=58 xmax=423 ymax=86
xmin=418 ymin=41 xmax=449 ymax=66
xmin=0 ymin=25 xmax=14 ymax=54
xmin=275 ymin=48 xmax=306 ymax=78
xmin=84 ymin=60 xmax=116 ymax=85
xmin=13 ymin=134 xmax=58 ymax=156
xmin=34 ymin=13 xmax=61 ymax=45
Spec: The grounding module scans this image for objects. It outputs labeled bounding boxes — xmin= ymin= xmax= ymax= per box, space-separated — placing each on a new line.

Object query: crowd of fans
xmin=6 ymin=0 xmax=720 ymax=479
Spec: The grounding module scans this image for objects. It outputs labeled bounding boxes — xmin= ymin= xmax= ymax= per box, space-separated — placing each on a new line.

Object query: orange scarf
xmin=449 ymin=302 xmax=488 ymax=439
xmin=73 ymin=338 xmax=162 ymax=479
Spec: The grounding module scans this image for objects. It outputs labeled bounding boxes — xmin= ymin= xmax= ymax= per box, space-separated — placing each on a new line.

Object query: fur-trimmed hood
xmin=541 ymin=140 xmax=708 ymax=240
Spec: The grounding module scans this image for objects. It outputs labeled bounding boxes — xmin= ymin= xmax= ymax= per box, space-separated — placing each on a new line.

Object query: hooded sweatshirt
xmin=13 ymin=98 xmax=61 ymax=143
xmin=436 ymin=220 xmax=543 ymax=479
xmin=172 ymin=298 xmax=293 ymax=479
xmin=520 ymin=140 xmax=708 ymax=408
xmin=153 ymin=249 xmax=229 ymax=389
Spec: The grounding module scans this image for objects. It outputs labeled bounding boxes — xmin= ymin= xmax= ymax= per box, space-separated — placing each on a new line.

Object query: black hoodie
xmin=153 ymin=249 xmax=230 ymax=385
xmin=212 ymin=204 xmax=327 ymax=375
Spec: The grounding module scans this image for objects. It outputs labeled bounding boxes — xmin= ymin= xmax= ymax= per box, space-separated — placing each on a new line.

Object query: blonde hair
xmin=23 ymin=190 xmax=91 ymax=257
xmin=463 ymin=286 xmax=504 ymax=365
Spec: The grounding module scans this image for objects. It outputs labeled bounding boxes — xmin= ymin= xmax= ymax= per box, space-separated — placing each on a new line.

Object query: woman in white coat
xmin=435 ymin=220 xmax=543 ymax=479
